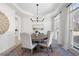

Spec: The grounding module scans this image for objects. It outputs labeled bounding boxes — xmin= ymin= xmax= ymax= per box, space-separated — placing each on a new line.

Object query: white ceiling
xmin=7 ymin=3 xmax=66 ymax=17
xmin=17 ymin=3 xmax=64 ymax=16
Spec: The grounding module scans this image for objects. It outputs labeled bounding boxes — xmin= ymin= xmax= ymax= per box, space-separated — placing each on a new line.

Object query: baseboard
xmin=69 ymin=48 xmax=79 ymax=56
xmin=0 ymin=42 xmax=21 ymax=56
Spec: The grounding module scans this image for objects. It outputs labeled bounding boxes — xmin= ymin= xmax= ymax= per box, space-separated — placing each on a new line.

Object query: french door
xmin=70 ymin=4 xmax=79 ymax=51
xmin=54 ymin=14 xmax=61 ymax=44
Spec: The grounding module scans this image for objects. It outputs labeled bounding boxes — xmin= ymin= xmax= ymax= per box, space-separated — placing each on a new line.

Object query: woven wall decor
xmin=0 ymin=11 xmax=9 ymax=34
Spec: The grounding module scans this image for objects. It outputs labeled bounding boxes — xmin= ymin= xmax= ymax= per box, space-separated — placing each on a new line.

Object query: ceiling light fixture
xmin=30 ymin=4 xmax=44 ymax=22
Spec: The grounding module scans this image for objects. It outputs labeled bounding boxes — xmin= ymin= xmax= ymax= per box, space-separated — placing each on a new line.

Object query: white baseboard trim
xmin=0 ymin=43 xmax=21 ymax=56
xmin=69 ymin=48 xmax=79 ymax=56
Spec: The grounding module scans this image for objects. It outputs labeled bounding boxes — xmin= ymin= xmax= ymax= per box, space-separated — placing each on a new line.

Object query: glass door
xmin=54 ymin=14 xmax=61 ymax=44
xmin=70 ymin=3 xmax=79 ymax=51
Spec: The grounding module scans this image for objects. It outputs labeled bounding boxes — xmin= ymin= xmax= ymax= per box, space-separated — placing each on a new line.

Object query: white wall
xmin=21 ymin=17 xmax=33 ymax=34
xmin=0 ymin=4 xmax=16 ymax=53
xmin=21 ymin=16 xmax=52 ymax=34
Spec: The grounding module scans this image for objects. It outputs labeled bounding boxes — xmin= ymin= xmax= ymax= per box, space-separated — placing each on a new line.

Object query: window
xmin=70 ymin=3 xmax=79 ymax=51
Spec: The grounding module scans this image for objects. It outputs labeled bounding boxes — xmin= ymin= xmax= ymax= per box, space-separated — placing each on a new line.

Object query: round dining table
xmin=31 ymin=33 xmax=48 ymax=51
xmin=31 ymin=33 xmax=48 ymax=42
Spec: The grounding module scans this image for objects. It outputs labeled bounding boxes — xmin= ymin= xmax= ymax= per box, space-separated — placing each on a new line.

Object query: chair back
xmin=47 ymin=31 xmax=54 ymax=47
xmin=47 ymin=31 xmax=50 ymax=37
xmin=20 ymin=33 xmax=32 ymax=49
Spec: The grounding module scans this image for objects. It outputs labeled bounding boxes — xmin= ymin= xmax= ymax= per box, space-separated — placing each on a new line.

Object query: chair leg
xmin=30 ymin=49 xmax=33 ymax=56
xmin=47 ymin=48 xmax=50 ymax=56
xmin=21 ymin=48 xmax=26 ymax=56
xmin=46 ymin=45 xmax=53 ymax=56
xmin=50 ymin=45 xmax=53 ymax=52
xmin=15 ymin=46 xmax=23 ymax=56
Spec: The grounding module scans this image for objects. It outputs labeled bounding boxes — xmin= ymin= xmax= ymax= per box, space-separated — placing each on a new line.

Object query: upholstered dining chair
xmin=20 ymin=33 xmax=37 ymax=55
xmin=39 ymin=31 xmax=54 ymax=55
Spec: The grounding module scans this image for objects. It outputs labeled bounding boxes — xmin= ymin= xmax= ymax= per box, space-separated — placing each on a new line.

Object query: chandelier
xmin=30 ymin=4 xmax=44 ymax=22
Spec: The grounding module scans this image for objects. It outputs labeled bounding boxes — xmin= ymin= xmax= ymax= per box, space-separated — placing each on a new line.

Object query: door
xmin=54 ymin=14 xmax=61 ymax=44
xmin=69 ymin=4 xmax=79 ymax=51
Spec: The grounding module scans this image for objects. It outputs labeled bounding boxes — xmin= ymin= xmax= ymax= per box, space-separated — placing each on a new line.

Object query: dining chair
xmin=20 ymin=33 xmax=37 ymax=55
xmin=39 ymin=31 xmax=54 ymax=55
xmin=47 ymin=31 xmax=50 ymax=37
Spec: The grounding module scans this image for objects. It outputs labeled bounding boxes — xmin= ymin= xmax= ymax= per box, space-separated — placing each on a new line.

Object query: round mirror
xmin=0 ymin=11 xmax=9 ymax=34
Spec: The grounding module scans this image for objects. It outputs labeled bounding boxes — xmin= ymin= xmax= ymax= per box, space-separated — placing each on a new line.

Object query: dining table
xmin=31 ymin=33 xmax=48 ymax=51
xmin=31 ymin=33 xmax=48 ymax=42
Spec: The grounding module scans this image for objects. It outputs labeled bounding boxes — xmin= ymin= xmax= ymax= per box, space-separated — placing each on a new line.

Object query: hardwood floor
xmin=5 ymin=44 xmax=75 ymax=56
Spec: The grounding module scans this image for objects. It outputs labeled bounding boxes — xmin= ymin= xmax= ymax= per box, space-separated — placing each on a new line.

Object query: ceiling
xmin=17 ymin=3 xmax=59 ymax=16
xmin=7 ymin=3 xmax=66 ymax=17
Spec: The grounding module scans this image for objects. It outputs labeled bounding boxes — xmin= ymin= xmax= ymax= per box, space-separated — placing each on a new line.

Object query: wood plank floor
xmin=5 ymin=43 xmax=75 ymax=56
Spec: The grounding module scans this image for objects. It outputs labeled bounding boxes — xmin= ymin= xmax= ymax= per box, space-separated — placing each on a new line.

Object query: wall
xmin=21 ymin=16 xmax=52 ymax=34
xmin=21 ymin=17 xmax=33 ymax=34
xmin=0 ymin=4 xmax=16 ymax=54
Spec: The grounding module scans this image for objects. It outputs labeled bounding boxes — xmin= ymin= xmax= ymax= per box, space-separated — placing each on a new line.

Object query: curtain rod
xmin=66 ymin=3 xmax=72 ymax=8
xmin=54 ymin=3 xmax=72 ymax=18
xmin=54 ymin=11 xmax=61 ymax=18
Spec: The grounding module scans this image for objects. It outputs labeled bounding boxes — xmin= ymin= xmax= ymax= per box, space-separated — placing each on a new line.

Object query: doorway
xmin=69 ymin=3 xmax=79 ymax=52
